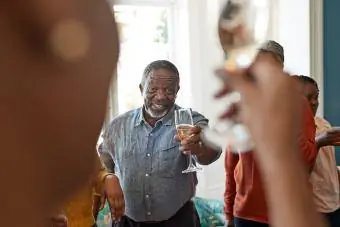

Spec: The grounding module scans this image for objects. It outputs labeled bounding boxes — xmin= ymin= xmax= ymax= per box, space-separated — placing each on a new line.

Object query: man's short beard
xmin=146 ymin=108 xmax=168 ymax=119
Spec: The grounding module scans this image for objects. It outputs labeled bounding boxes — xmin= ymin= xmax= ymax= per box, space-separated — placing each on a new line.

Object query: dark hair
xmin=292 ymin=75 xmax=319 ymax=92
xmin=141 ymin=60 xmax=180 ymax=86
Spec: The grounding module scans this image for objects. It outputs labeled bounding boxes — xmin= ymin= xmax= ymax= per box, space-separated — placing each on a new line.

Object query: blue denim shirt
xmin=101 ymin=105 xmax=219 ymax=222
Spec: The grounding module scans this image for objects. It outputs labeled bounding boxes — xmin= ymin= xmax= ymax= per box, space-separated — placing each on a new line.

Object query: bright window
xmin=114 ymin=4 xmax=173 ymax=114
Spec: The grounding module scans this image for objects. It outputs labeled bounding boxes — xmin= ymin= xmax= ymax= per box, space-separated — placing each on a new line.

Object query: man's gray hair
xmin=141 ymin=60 xmax=180 ymax=86
xmin=258 ymin=40 xmax=284 ymax=64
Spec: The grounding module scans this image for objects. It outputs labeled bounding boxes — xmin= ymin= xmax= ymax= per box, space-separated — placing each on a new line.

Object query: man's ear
xmin=139 ymin=84 xmax=143 ymax=95
xmin=176 ymin=85 xmax=180 ymax=95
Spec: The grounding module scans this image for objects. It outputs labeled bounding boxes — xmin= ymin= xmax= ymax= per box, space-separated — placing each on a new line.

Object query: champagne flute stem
xmin=188 ymin=154 xmax=194 ymax=166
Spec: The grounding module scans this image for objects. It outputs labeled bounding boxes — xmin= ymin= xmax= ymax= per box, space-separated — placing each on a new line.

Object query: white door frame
xmin=310 ymin=0 xmax=324 ymax=116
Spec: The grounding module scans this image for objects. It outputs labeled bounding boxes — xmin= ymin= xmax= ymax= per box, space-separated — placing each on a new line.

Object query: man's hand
xmin=316 ymin=127 xmax=340 ymax=148
xmin=50 ymin=214 xmax=68 ymax=227
xmin=103 ymin=175 xmax=125 ymax=221
xmin=175 ymin=126 xmax=203 ymax=155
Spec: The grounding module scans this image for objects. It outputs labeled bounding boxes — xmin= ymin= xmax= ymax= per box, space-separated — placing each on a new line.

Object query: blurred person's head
xmin=253 ymin=40 xmax=284 ymax=69
xmin=292 ymin=75 xmax=319 ymax=116
xmin=139 ymin=60 xmax=180 ymax=119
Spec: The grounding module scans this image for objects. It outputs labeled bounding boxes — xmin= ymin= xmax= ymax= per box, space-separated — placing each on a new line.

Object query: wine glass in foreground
xmin=175 ymin=108 xmax=202 ymax=173
xmin=201 ymin=0 xmax=270 ymax=153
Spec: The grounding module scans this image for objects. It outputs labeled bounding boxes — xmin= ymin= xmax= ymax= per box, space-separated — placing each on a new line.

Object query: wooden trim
xmin=310 ymin=0 xmax=324 ymax=116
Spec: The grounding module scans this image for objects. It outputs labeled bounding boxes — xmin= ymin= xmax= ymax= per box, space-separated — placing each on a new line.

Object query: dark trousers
xmin=234 ymin=217 xmax=269 ymax=227
xmin=115 ymin=201 xmax=200 ymax=227
xmin=323 ymin=208 xmax=340 ymax=227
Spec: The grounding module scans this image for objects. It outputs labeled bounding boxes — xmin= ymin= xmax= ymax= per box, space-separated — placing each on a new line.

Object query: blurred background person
xmin=217 ymin=58 xmax=325 ymax=227
xmin=224 ymin=40 xmax=317 ymax=227
xmin=294 ymin=75 xmax=340 ymax=227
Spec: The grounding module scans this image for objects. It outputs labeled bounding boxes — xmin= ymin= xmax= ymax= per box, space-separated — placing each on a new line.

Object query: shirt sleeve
xmin=224 ymin=148 xmax=239 ymax=221
xmin=192 ymin=110 xmax=209 ymax=127
xmin=299 ymin=98 xmax=318 ymax=172
xmin=99 ymin=122 xmax=116 ymax=173
xmin=192 ymin=110 xmax=223 ymax=162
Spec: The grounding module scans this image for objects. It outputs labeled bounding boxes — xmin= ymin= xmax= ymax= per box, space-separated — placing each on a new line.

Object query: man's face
xmin=253 ymin=51 xmax=283 ymax=69
xmin=301 ymin=83 xmax=319 ymax=116
xmin=141 ymin=68 xmax=179 ymax=119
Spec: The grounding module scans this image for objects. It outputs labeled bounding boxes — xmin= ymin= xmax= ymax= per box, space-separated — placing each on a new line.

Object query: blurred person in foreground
xmin=224 ymin=40 xmax=318 ymax=227
xmin=216 ymin=56 xmax=326 ymax=227
xmin=294 ymin=75 xmax=340 ymax=227
xmin=0 ymin=0 xmax=119 ymax=226
xmin=0 ymin=2 xmax=326 ymax=227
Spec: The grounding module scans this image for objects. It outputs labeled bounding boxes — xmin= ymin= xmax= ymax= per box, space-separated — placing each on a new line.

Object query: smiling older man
xmin=101 ymin=60 xmax=222 ymax=227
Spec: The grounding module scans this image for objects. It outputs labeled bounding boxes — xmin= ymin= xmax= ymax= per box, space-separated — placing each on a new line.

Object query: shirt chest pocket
xmin=157 ymin=142 xmax=185 ymax=178
xmin=118 ymin=141 xmax=142 ymax=193
xmin=117 ymin=140 xmax=139 ymax=172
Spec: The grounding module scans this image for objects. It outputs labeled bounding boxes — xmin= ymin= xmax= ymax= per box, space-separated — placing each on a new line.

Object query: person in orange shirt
xmin=51 ymin=153 xmax=125 ymax=227
xmin=224 ymin=41 xmax=318 ymax=227
xmin=294 ymin=75 xmax=340 ymax=227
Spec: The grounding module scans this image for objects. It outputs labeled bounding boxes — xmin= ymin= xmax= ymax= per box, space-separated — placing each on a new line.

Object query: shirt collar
xmin=134 ymin=104 xmax=177 ymax=127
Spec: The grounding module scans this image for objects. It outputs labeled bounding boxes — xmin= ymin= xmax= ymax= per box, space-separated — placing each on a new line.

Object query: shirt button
xmin=146 ymin=153 xmax=151 ymax=157
xmin=145 ymin=173 xmax=149 ymax=177
xmin=145 ymin=194 xmax=150 ymax=198
xmin=147 ymin=212 xmax=151 ymax=216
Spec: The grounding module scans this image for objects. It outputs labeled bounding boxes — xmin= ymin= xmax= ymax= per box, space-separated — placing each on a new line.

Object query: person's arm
xmin=179 ymin=126 xmax=222 ymax=165
xmin=92 ymin=157 xmax=105 ymax=221
xmin=191 ymin=112 xmax=222 ymax=165
xmin=92 ymin=133 xmax=117 ymax=219
xmin=224 ymin=150 xmax=239 ymax=226
xmin=92 ymin=154 xmax=113 ymax=192
xmin=195 ymin=143 xmax=222 ymax=165
xmin=97 ymin=122 xmax=125 ymax=221
xmin=92 ymin=155 xmax=114 ymax=221
xmin=316 ymin=136 xmax=325 ymax=150
xmin=299 ymin=98 xmax=318 ymax=172
xmin=257 ymin=142 xmax=325 ymax=227
xmin=315 ymin=118 xmax=340 ymax=149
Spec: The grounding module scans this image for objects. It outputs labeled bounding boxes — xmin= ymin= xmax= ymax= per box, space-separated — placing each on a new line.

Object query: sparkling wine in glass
xmin=201 ymin=0 xmax=270 ymax=153
xmin=175 ymin=108 xmax=202 ymax=173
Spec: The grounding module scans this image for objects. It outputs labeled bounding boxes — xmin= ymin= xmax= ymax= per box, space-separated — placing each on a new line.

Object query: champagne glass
xmin=175 ymin=108 xmax=203 ymax=173
xmin=201 ymin=0 xmax=270 ymax=153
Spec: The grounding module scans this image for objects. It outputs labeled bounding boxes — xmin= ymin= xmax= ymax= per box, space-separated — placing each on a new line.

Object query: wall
xmin=324 ymin=0 xmax=340 ymax=163
xmin=189 ymin=0 xmax=313 ymax=200
xmin=275 ymin=0 xmax=310 ymax=75
xmin=185 ymin=0 xmax=226 ymax=199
